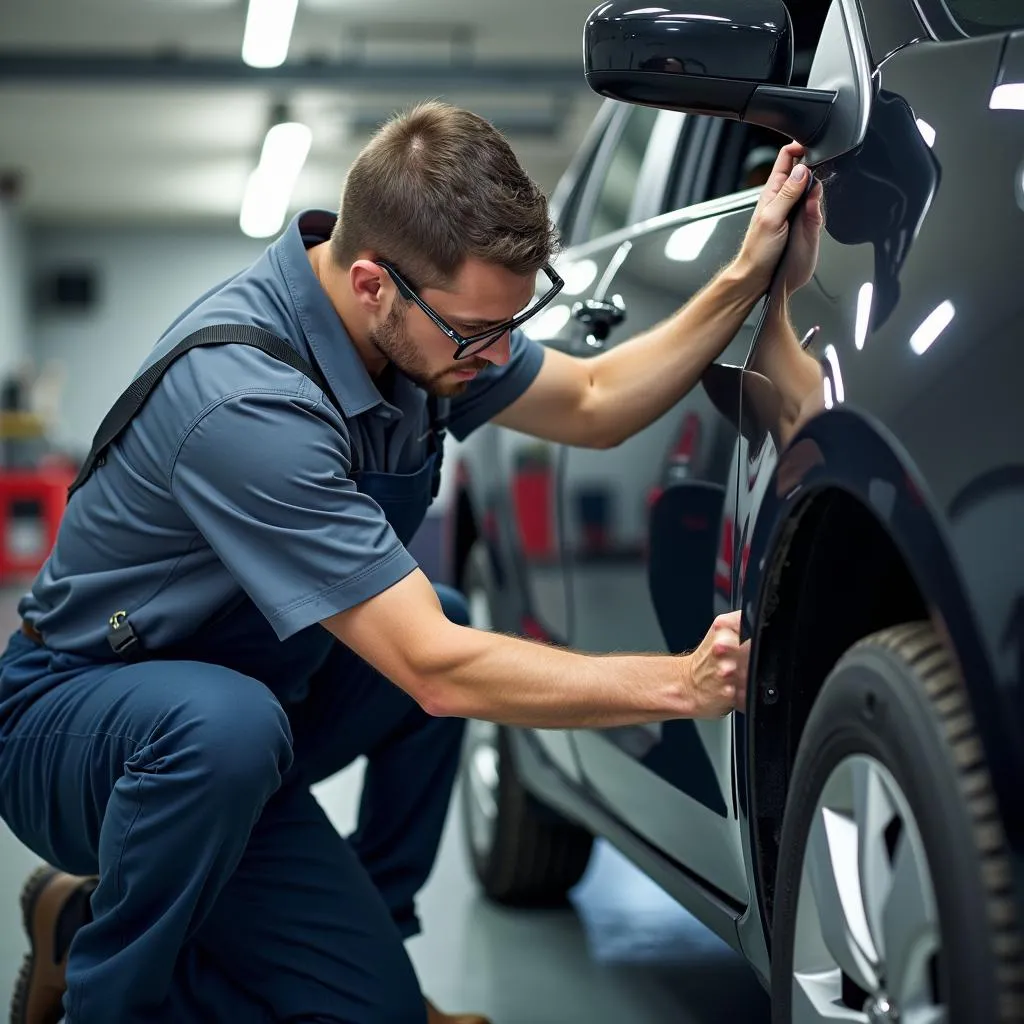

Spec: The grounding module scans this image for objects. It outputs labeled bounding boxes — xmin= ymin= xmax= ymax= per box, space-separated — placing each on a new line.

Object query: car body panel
xmin=740 ymin=26 xmax=1024 ymax=830
xmin=728 ymin=23 xmax=1024 ymax=967
xmin=446 ymin=0 xmax=1024 ymax=988
xmin=564 ymin=197 xmax=760 ymax=903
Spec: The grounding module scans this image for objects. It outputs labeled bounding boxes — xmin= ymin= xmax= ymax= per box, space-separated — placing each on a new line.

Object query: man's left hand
xmin=734 ymin=142 xmax=825 ymax=297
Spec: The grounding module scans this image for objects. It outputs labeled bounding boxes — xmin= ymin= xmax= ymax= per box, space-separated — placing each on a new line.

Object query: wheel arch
xmin=739 ymin=407 xmax=1023 ymax=951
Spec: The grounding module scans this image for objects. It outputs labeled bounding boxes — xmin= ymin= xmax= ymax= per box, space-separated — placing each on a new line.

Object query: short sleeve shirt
xmin=20 ymin=210 xmax=545 ymax=654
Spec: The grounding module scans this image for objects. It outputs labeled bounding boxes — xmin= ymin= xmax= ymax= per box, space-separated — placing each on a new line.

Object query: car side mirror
xmin=584 ymin=0 xmax=838 ymax=146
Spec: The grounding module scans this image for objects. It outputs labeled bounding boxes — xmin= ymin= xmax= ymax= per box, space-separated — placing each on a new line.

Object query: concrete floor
xmin=0 ymin=588 xmax=770 ymax=1023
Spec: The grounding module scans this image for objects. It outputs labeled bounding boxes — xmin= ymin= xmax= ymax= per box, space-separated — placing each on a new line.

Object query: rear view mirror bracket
xmin=745 ymin=85 xmax=838 ymax=145
xmin=802 ymin=0 xmax=874 ymax=163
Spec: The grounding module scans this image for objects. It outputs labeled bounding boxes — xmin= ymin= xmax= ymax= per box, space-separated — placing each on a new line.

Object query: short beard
xmin=369 ymin=302 xmax=485 ymax=397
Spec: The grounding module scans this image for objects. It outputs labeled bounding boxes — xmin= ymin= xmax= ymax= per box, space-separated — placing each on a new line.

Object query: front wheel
xmin=459 ymin=541 xmax=593 ymax=906
xmin=770 ymin=623 xmax=1023 ymax=1023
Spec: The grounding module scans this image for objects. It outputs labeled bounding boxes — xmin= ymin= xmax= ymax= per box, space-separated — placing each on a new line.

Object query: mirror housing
xmin=584 ymin=0 xmax=836 ymax=145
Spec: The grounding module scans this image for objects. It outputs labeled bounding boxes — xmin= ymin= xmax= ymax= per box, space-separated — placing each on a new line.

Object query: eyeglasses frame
xmin=376 ymin=260 xmax=564 ymax=361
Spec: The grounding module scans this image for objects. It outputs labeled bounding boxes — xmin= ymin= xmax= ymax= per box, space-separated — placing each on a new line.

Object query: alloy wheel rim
xmin=791 ymin=754 xmax=946 ymax=1024
xmin=464 ymin=580 xmax=499 ymax=859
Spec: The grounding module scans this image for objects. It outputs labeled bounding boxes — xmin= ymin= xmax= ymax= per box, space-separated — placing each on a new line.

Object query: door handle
xmin=571 ymin=297 xmax=627 ymax=349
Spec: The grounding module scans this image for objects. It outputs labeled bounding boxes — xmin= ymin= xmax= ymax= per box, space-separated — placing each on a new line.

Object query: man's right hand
xmin=325 ymin=568 xmax=752 ymax=728
xmin=686 ymin=610 xmax=750 ymax=717
xmin=734 ymin=142 xmax=821 ymax=297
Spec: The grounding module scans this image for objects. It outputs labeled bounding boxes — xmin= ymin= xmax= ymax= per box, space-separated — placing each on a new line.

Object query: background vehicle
xmin=442 ymin=0 xmax=1024 ymax=1019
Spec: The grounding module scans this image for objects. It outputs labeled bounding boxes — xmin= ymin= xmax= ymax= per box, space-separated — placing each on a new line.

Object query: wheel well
xmin=750 ymin=487 xmax=930 ymax=936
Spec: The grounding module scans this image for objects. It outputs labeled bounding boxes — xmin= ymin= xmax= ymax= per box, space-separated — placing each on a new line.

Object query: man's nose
xmin=479 ymin=332 xmax=512 ymax=368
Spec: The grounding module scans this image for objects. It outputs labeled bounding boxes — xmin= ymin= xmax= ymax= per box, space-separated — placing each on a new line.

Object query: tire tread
xmin=853 ymin=623 xmax=1024 ymax=1018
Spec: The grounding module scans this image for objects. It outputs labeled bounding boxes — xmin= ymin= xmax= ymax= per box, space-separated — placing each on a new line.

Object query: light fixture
xmin=240 ymin=119 xmax=312 ymax=239
xmin=990 ymin=82 xmax=1024 ymax=110
xmin=242 ymin=0 xmax=299 ymax=69
xmin=854 ymin=282 xmax=873 ymax=350
xmin=909 ymin=300 xmax=955 ymax=355
xmin=664 ymin=219 xmax=718 ymax=262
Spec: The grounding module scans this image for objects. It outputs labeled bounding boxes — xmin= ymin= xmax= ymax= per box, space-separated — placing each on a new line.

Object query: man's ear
xmin=349 ymin=260 xmax=389 ymax=315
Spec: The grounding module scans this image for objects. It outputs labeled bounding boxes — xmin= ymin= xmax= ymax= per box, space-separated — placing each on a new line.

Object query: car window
xmin=667 ymin=118 xmax=783 ymax=211
xmin=553 ymin=143 xmax=601 ymax=245
xmin=584 ymin=105 xmax=660 ymax=242
xmin=706 ymin=123 xmax=784 ymax=198
xmin=942 ymin=0 xmax=1024 ymax=34
xmin=548 ymin=104 xmax=617 ymax=246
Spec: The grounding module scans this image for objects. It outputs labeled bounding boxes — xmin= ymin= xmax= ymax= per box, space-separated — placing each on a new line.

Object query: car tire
xmin=458 ymin=540 xmax=594 ymax=906
xmin=770 ymin=622 xmax=1023 ymax=1023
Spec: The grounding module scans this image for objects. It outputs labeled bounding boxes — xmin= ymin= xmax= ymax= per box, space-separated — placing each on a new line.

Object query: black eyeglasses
xmin=376 ymin=260 xmax=564 ymax=361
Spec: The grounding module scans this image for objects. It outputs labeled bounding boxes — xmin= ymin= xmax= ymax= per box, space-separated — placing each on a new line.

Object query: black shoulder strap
xmin=426 ymin=394 xmax=450 ymax=435
xmin=68 ymin=323 xmax=335 ymax=500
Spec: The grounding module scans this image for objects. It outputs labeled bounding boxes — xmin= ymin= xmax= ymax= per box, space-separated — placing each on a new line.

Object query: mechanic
xmin=0 ymin=102 xmax=823 ymax=1024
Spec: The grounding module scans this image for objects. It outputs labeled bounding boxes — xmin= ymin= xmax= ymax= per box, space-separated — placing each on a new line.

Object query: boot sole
xmin=10 ymin=865 xmax=64 ymax=1024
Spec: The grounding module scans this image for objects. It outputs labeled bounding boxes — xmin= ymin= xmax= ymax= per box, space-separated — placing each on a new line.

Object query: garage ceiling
xmin=0 ymin=0 xmax=604 ymax=227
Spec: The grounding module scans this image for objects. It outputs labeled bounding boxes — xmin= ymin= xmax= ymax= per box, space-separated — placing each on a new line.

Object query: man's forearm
xmin=417 ymin=624 xmax=696 ymax=728
xmin=585 ymin=259 xmax=762 ymax=448
xmin=750 ymin=297 xmax=825 ymax=446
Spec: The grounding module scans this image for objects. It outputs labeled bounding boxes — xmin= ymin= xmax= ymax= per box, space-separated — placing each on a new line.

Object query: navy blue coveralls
xmin=0 ymin=211 xmax=545 ymax=1023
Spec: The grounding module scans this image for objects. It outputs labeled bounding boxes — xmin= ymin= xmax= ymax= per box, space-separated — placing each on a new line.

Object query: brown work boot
xmin=11 ymin=866 xmax=97 ymax=1024
xmin=425 ymin=996 xmax=492 ymax=1024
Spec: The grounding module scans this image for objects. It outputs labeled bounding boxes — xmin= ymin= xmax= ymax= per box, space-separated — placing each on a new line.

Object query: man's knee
xmin=433 ymin=583 xmax=470 ymax=628
xmin=149 ymin=665 xmax=294 ymax=805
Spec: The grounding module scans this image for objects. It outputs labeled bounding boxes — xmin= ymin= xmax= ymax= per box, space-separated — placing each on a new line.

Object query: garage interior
xmin=0 ymin=0 xmax=776 ymax=1020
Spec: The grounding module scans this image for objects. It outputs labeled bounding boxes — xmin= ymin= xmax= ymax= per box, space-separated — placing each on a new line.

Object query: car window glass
xmin=708 ymin=123 xmax=784 ymax=198
xmin=670 ymin=120 xmax=784 ymax=210
xmin=585 ymin=105 xmax=660 ymax=241
xmin=942 ymin=0 xmax=1024 ymax=34
xmin=554 ymin=143 xmax=601 ymax=245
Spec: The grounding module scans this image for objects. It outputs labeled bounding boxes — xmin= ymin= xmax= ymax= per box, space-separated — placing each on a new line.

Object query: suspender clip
xmin=107 ymin=610 xmax=142 ymax=661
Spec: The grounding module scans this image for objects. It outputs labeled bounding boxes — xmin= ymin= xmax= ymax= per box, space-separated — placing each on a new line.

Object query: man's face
xmin=371 ymin=259 xmax=537 ymax=397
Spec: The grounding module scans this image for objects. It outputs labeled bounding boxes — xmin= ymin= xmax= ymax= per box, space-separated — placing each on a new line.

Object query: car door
xmin=566 ymin=118 xmax=787 ymax=904
xmin=504 ymin=99 xmax=675 ymax=645
xmin=503 ymin=100 xmax=671 ymax=778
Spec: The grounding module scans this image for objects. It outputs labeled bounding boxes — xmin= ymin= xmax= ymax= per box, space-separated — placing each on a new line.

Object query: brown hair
xmin=331 ymin=101 xmax=558 ymax=289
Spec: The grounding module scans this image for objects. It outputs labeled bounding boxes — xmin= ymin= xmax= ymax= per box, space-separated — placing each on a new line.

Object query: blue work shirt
xmin=19 ymin=210 xmax=545 ymax=655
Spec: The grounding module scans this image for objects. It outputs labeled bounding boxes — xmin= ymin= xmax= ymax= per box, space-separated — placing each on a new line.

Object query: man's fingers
xmin=758 ymin=143 xmax=806 ymax=202
xmin=715 ymin=609 xmax=742 ymax=631
xmin=755 ymin=162 xmax=811 ymax=233
xmin=775 ymin=162 xmax=810 ymax=205
xmin=713 ymin=633 xmax=739 ymax=655
xmin=804 ymin=181 xmax=824 ymax=224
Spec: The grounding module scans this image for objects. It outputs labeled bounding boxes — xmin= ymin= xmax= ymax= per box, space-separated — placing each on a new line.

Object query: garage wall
xmin=27 ymin=220 xmax=458 ymax=579
xmin=28 ymin=223 xmax=267 ymax=455
xmin=0 ymin=199 xmax=28 ymax=378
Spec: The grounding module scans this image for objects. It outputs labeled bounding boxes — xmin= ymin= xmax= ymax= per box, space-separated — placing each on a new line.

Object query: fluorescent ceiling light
xmin=242 ymin=0 xmax=299 ymax=69
xmin=854 ymin=282 xmax=873 ymax=349
xmin=240 ymin=121 xmax=312 ymax=239
xmin=909 ymin=300 xmax=955 ymax=355
xmin=990 ymin=83 xmax=1024 ymax=110
xmin=664 ymin=219 xmax=718 ymax=262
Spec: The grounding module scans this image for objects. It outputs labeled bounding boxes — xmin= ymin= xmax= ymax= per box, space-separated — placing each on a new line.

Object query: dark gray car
xmin=441 ymin=1 xmax=1024 ymax=1020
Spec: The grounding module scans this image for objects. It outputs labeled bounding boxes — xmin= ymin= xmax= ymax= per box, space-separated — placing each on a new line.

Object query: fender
xmin=733 ymin=405 xmax=1024 ymax=964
